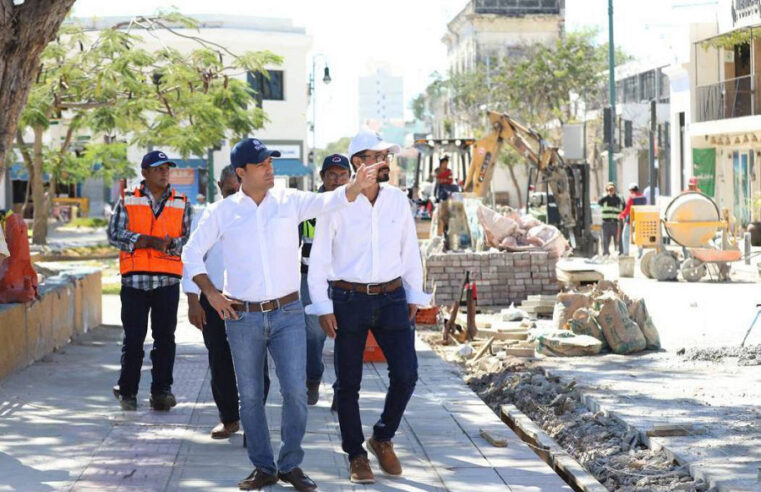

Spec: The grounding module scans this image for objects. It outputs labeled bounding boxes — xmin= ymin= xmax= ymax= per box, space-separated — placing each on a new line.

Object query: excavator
xmin=463 ymin=111 xmax=596 ymax=256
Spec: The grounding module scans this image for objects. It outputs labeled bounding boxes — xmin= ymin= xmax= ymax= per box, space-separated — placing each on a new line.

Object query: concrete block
xmin=26 ymin=290 xmax=55 ymax=361
xmin=0 ymin=303 xmax=28 ymax=379
xmin=49 ymin=283 xmax=75 ymax=349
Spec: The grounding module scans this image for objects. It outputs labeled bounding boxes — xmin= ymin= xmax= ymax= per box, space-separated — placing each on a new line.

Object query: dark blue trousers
xmin=331 ymin=285 xmax=418 ymax=459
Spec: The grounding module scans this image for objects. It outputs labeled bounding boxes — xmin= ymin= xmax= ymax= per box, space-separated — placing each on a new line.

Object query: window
xmin=623 ymin=77 xmax=637 ymax=103
xmin=639 ymin=70 xmax=656 ymax=101
xmin=247 ymin=70 xmax=285 ymax=102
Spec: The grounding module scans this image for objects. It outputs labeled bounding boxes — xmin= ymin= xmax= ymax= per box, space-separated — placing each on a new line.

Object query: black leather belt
xmin=231 ymin=292 xmax=299 ymax=313
xmin=331 ymin=277 xmax=402 ymax=296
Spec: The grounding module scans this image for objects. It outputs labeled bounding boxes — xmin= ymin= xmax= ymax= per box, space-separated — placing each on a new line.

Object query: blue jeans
xmin=225 ymin=299 xmax=308 ymax=475
xmin=300 ymin=273 xmax=326 ymax=384
xmin=621 ymin=222 xmax=643 ymax=258
xmin=331 ymin=285 xmax=418 ymax=459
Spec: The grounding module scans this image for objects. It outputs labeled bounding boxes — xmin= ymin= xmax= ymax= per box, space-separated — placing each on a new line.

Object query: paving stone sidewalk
xmin=0 ymin=295 xmax=570 ymax=491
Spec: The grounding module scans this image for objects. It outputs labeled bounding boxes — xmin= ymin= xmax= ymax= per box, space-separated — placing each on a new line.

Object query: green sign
xmin=692 ymin=148 xmax=716 ymax=197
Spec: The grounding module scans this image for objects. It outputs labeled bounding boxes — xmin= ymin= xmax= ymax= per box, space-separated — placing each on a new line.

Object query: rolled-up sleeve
xmin=305 ymin=214 xmax=335 ymax=316
xmin=295 ymin=186 xmax=350 ymax=223
xmin=107 ymin=197 xmax=140 ymax=252
xmin=399 ymin=196 xmax=431 ymax=306
xmin=181 ymin=203 xmax=221 ymax=286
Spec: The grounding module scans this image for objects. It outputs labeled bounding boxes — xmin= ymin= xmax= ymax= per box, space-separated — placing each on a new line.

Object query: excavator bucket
xmin=0 ymin=212 xmax=38 ymax=303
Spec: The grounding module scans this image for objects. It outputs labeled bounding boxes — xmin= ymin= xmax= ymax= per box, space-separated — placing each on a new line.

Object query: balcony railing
xmin=696 ymin=74 xmax=761 ymax=122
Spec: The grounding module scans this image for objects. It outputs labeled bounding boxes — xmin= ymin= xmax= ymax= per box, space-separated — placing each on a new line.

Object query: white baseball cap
xmin=348 ymin=130 xmax=401 ymax=160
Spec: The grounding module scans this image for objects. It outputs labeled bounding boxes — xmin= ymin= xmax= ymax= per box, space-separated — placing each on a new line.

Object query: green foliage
xmin=68 ymin=217 xmax=108 ymax=228
xmin=17 ymin=10 xmax=283 ymax=184
xmin=315 ymin=137 xmax=352 ymax=167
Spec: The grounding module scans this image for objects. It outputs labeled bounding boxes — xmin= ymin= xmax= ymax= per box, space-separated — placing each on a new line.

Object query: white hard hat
xmin=628 ymin=182 xmax=639 ymax=191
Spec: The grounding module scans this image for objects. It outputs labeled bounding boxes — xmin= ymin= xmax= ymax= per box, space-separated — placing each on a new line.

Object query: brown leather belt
xmin=232 ymin=292 xmax=299 ymax=313
xmin=331 ymin=277 xmax=402 ymax=296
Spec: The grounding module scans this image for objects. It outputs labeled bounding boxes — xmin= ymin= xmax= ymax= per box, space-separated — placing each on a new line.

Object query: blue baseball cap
xmin=141 ymin=150 xmax=176 ymax=169
xmin=231 ymin=138 xmax=281 ymax=168
xmin=321 ymin=154 xmax=350 ymax=173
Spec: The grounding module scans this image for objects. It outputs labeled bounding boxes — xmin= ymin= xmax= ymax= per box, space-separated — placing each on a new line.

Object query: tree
xmin=16 ymin=12 xmax=282 ymax=243
xmin=314 ymin=137 xmax=351 ymax=170
xmin=0 ymin=0 xmax=76 ymax=191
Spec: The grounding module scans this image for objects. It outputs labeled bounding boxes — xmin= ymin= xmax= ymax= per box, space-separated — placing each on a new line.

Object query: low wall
xmin=0 ymin=269 xmax=102 ymax=380
xmin=425 ymin=251 xmax=559 ymax=307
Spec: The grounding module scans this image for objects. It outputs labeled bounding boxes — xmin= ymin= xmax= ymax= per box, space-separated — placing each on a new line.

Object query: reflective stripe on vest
xmin=300 ymin=219 xmax=316 ymax=267
xmin=601 ymin=197 xmax=623 ymax=220
xmin=119 ymin=187 xmax=186 ymax=277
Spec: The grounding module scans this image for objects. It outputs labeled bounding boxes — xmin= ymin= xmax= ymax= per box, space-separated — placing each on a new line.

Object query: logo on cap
xmin=251 ymin=139 xmax=264 ymax=150
xmin=158 ymin=152 xmax=167 ymax=159
xmin=332 ymin=155 xmax=342 ymax=163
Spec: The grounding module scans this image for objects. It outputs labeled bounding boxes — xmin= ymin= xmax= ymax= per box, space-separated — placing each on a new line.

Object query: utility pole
xmin=649 ymin=100 xmax=657 ymax=205
xmin=607 ymin=0 xmax=617 ymax=184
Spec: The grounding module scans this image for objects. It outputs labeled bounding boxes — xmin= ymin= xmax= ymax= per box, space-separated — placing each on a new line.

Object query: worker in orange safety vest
xmin=107 ymin=150 xmax=193 ymax=411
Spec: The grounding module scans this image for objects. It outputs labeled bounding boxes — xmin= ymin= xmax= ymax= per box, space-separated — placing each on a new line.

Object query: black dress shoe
xmin=238 ymin=469 xmax=278 ymax=490
xmin=278 ymin=467 xmax=317 ymax=492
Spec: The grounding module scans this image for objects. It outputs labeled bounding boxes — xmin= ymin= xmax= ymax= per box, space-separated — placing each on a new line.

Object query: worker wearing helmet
xmin=684 ymin=177 xmax=701 ymax=193
xmin=619 ymin=183 xmax=647 ymax=256
xmin=597 ymin=182 xmax=624 ymax=256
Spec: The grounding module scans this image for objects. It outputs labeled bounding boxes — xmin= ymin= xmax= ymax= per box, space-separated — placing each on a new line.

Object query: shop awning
xmin=273 ymin=158 xmax=311 ymax=177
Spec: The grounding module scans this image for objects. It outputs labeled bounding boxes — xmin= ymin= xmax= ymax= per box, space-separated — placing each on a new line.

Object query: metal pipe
xmin=607 ymin=0 xmax=617 ymax=184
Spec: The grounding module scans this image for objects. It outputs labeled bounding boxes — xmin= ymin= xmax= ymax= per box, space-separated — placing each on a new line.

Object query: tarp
xmin=692 ymin=148 xmax=716 ymax=197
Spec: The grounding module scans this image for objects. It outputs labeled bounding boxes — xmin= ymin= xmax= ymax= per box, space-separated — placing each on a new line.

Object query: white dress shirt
xmin=182 ymin=207 xmax=224 ymax=295
xmin=182 ymin=186 xmax=351 ymax=303
xmin=306 ymin=184 xmax=431 ymax=316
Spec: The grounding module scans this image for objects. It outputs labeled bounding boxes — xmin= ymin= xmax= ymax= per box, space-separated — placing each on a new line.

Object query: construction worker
xmin=183 ymin=164 xmax=271 ymax=440
xmin=619 ymin=183 xmax=647 ymax=256
xmin=597 ymin=182 xmax=623 ymax=257
xmin=108 ymin=150 xmax=193 ymax=411
xmin=182 ymin=138 xmax=377 ymax=492
xmin=306 ymin=130 xmax=431 ymax=485
xmin=299 ymin=154 xmax=352 ymax=406
xmin=684 ymin=176 xmax=701 ymax=193
xmin=434 ymin=155 xmax=457 ymax=202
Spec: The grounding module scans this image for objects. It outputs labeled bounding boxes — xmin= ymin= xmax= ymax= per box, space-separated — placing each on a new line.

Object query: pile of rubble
xmin=477 ymin=204 xmax=570 ymax=257
xmin=423 ymin=333 xmax=710 ymax=491
xmin=679 ymin=344 xmax=761 ymax=366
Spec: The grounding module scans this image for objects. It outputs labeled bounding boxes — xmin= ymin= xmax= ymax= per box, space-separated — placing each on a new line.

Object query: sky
xmin=70 ymin=0 xmax=719 ymax=146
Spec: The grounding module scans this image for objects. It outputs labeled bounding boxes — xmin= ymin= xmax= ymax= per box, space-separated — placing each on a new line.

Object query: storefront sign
xmin=274 ymin=144 xmax=301 ymax=160
xmin=170 ymin=168 xmax=195 ymax=186
xmin=692 ymin=148 xmax=716 ymax=197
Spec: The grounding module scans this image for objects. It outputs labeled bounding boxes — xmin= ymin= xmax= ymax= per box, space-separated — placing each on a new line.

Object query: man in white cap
xmin=306 ymin=130 xmax=430 ymax=484
xmin=182 ymin=138 xmax=378 ymax=492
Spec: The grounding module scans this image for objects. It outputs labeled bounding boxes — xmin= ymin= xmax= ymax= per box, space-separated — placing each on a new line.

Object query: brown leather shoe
xmin=349 ymin=455 xmax=375 ymax=484
xmin=277 ymin=467 xmax=317 ymax=491
xmin=238 ymin=469 xmax=278 ymax=490
xmin=367 ymin=436 xmax=402 ymax=476
xmin=211 ymin=421 xmax=240 ymax=439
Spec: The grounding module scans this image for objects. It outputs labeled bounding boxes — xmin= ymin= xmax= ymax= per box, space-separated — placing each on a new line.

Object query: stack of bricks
xmin=425 ymin=251 xmax=559 ymax=307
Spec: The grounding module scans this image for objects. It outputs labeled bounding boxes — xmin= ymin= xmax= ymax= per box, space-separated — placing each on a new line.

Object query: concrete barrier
xmin=0 ymin=269 xmax=102 ymax=380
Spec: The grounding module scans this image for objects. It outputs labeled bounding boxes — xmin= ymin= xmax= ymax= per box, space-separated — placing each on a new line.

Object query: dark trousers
xmin=601 ymin=220 xmax=619 ymax=256
xmin=118 ymin=283 xmax=180 ymax=396
xmin=200 ymin=294 xmax=240 ymax=424
xmin=332 ymin=285 xmax=418 ymax=460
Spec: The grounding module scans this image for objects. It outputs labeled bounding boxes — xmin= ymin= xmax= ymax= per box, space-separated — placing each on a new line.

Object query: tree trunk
xmin=0 ymin=0 xmax=75 ymax=171
xmin=31 ymin=127 xmax=47 ymax=244
xmin=507 ymin=163 xmax=524 ymax=209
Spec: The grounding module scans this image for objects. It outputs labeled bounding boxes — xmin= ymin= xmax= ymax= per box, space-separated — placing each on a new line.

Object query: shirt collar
xmin=139 ymin=181 xmax=171 ymax=204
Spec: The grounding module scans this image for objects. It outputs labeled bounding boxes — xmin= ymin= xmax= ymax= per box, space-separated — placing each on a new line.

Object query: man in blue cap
xmin=182 ymin=138 xmax=377 ymax=491
xmin=299 ymin=154 xmax=352 ymax=406
xmin=108 ymin=150 xmax=193 ymax=411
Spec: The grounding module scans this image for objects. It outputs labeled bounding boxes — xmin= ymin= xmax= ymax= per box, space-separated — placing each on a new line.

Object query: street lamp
xmin=309 ymin=54 xmax=331 ymax=167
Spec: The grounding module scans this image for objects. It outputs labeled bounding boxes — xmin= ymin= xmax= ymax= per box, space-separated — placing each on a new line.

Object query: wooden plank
xmin=479 ymin=428 xmax=508 ymax=447
xmin=473 ymin=337 xmax=495 ymax=361
xmin=645 ymin=424 xmax=706 ymax=437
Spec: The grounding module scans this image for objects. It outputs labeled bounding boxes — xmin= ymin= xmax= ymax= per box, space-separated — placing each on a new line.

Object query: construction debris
xmin=422 ymin=333 xmax=709 ymax=491
xmin=477 ymin=204 xmax=570 ymax=257
xmin=520 ymin=294 xmax=556 ymax=317
xmin=646 ymin=424 xmax=707 ymax=438
xmin=479 ymin=428 xmax=508 ymax=447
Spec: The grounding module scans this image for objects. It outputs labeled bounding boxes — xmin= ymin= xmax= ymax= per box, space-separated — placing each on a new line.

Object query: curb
xmin=500 ymin=403 xmax=608 ymax=492
xmin=539 ymin=367 xmax=727 ymax=492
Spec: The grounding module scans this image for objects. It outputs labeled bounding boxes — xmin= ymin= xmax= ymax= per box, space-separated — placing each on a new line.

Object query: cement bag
xmin=477 ymin=204 xmax=517 ymax=247
xmin=568 ymin=308 xmax=607 ymax=348
xmin=536 ymin=330 xmax=603 ymax=357
xmin=595 ymin=293 xmax=646 ymax=354
xmin=518 ymin=215 xmax=542 ymax=230
xmin=552 ymin=292 xmax=593 ymax=330
xmin=628 ymin=299 xmax=661 ymax=349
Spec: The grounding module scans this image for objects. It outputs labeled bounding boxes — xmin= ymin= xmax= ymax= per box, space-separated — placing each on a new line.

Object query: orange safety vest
xmin=119 ymin=186 xmax=186 ymax=278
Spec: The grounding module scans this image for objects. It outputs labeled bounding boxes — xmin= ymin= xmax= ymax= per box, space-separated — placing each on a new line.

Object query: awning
xmin=10 ymin=163 xmax=50 ymax=182
xmin=171 ymin=158 xmax=207 ymax=169
xmin=273 ymin=158 xmax=310 ymax=177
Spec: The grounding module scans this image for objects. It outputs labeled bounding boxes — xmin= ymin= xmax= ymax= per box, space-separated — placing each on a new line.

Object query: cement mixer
xmin=630 ymin=191 xmax=741 ymax=282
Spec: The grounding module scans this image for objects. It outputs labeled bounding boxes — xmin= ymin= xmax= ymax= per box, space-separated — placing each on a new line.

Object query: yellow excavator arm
xmin=464 ymin=111 xmax=577 ymax=230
